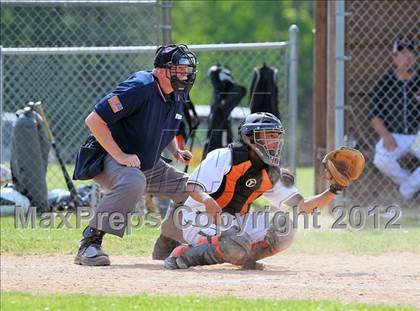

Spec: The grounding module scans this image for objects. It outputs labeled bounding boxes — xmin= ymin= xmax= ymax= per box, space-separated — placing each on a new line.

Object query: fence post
xmin=288 ymin=24 xmax=298 ymax=174
xmin=335 ymin=0 xmax=346 ymax=207
xmin=161 ymin=0 xmax=172 ymax=44
xmin=335 ymin=0 xmax=345 ymax=148
xmin=0 ymin=46 xmax=3 ymax=113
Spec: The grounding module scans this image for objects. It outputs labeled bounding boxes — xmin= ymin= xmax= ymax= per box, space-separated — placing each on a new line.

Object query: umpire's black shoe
xmin=74 ymin=226 xmax=110 ymax=266
xmin=152 ymin=234 xmax=180 ymax=260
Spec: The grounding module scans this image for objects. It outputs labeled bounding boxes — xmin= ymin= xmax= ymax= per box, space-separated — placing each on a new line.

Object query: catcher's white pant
xmin=373 ymin=133 xmax=420 ymax=200
xmin=180 ymin=210 xmax=293 ymax=246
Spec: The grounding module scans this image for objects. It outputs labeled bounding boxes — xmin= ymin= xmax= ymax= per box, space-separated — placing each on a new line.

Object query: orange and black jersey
xmin=209 ymin=143 xmax=283 ymax=216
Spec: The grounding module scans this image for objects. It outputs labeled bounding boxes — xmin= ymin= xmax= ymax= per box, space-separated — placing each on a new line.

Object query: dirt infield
xmin=2 ymin=253 xmax=420 ymax=308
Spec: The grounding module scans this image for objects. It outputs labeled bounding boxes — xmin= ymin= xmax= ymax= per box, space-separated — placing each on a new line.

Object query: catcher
xmin=153 ymin=112 xmax=364 ymax=270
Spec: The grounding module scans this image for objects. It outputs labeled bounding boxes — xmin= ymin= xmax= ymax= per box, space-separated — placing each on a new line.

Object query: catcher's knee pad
xmin=218 ymin=227 xmax=252 ymax=265
xmin=265 ymin=223 xmax=295 ymax=254
xmin=246 ymin=222 xmax=295 ymax=263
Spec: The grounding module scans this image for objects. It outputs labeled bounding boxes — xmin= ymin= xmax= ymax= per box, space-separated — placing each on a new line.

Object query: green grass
xmin=289 ymin=228 xmax=420 ymax=254
xmin=0 ymin=215 xmax=157 ymax=256
xmin=1 ymin=215 xmax=419 ymax=256
xmin=0 ymin=292 xmax=414 ymax=311
xmin=295 ymin=166 xmax=314 ymax=197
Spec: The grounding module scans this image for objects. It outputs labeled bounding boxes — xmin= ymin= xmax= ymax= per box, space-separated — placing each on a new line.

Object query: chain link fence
xmin=0 ymin=0 xmax=161 ymax=211
xmin=1 ymin=42 xmax=293 ymax=211
xmin=344 ymin=0 xmax=420 ymax=209
xmin=0 ymin=0 xmax=297 ymax=214
xmin=187 ymin=43 xmax=290 ymax=164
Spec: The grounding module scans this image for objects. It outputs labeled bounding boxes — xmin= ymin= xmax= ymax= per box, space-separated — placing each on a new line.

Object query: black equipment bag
xmin=73 ymin=134 xmax=107 ymax=180
xmin=203 ymin=64 xmax=246 ymax=159
xmin=249 ymin=64 xmax=280 ymax=118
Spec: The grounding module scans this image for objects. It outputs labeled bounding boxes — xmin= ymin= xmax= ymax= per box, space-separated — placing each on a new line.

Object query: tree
xmin=172 ymin=1 xmax=314 ymax=164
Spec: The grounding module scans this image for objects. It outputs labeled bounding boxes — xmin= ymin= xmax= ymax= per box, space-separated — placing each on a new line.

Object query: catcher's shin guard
xmin=74 ymin=226 xmax=110 ymax=266
xmin=165 ymin=227 xmax=252 ymax=269
xmin=164 ymin=237 xmax=220 ymax=269
xmin=152 ymin=234 xmax=181 ymax=260
xmin=175 ymin=243 xmax=223 ymax=269
xmin=240 ymin=225 xmax=295 ymax=269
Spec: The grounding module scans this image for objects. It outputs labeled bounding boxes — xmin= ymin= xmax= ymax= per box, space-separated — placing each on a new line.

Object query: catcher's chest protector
xmin=210 ymin=143 xmax=280 ymax=215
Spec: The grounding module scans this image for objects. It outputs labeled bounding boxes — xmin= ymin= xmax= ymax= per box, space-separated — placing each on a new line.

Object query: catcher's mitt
xmin=322 ymin=147 xmax=365 ymax=191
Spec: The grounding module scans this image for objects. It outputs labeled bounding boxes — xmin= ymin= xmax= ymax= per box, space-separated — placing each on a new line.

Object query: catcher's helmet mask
xmin=154 ymin=44 xmax=197 ymax=92
xmin=239 ymin=112 xmax=285 ymax=166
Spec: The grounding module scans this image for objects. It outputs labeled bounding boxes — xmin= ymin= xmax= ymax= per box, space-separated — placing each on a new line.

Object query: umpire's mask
xmin=154 ymin=44 xmax=197 ymax=92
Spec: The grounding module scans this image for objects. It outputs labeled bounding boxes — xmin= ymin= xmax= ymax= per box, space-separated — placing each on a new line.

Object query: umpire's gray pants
xmin=89 ymin=155 xmax=189 ymax=237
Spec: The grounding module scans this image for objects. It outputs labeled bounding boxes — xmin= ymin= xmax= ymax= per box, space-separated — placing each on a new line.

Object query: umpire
xmin=74 ymin=44 xmax=197 ymax=266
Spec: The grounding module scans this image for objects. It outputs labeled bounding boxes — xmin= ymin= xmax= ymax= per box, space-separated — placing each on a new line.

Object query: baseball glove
xmin=322 ymin=147 xmax=365 ymax=192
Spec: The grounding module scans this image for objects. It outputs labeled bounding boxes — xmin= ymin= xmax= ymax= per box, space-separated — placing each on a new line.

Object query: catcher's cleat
xmin=163 ymin=256 xmax=180 ymax=270
xmin=176 ymin=243 xmax=222 ymax=268
xmin=74 ymin=226 xmax=110 ymax=266
xmin=152 ymin=234 xmax=181 ymax=260
xmin=163 ymin=255 xmax=200 ymax=270
xmin=164 ymin=244 xmax=191 ymax=269
xmin=175 ymin=256 xmax=190 ymax=269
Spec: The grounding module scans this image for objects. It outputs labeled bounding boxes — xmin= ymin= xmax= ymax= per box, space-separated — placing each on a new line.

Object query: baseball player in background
xmin=158 ymin=113 xmax=363 ymax=270
xmin=369 ymin=36 xmax=419 ymax=201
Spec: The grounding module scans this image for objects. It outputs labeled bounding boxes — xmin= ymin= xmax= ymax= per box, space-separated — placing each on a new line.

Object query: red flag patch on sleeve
xmin=108 ymin=96 xmax=123 ymax=113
